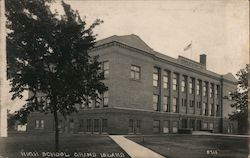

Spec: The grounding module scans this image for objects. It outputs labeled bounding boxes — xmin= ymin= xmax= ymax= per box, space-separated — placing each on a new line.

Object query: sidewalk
xmin=110 ymin=135 xmax=166 ymax=158
xmin=192 ymin=131 xmax=250 ymax=138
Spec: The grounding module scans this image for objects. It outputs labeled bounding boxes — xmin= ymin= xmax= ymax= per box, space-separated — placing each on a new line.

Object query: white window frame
xmin=130 ymin=65 xmax=141 ymax=80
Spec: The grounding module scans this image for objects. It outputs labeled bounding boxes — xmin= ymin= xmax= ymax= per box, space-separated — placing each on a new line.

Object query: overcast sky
xmin=53 ymin=0 xmax=249 ymax=75
xmin=5 ymin=0 xmax=249 ymax=112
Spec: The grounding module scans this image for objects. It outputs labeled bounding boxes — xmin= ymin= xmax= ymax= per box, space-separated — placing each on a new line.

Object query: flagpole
xmin=0 ymin=0 xmax=8 ymax=137
xmin=183 ymin=41 xmax=192 ymax=59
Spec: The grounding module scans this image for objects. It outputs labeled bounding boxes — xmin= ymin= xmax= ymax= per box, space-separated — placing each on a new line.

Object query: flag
xmin=183 ymin=42 xmax=192 ymax=51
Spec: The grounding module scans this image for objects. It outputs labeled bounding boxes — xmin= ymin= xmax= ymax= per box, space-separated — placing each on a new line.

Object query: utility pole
xmin=0 ymin=0 xmax=8 ymax=137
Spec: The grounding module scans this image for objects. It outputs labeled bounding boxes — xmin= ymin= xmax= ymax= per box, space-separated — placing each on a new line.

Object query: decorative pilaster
xmin=207 ymin=82 xmax=211 ymax=116
xmin=169 ymin=71 xmax=173 ymax=112
xmin=200 ymin=80 xmax=204 ymax=115
xmin=186 ymin=76 xmax=190 ymax=114
xmin=177 ymin=73 xmax=181 ymax=113
xmin=193 ymin=78 xmax=197 ymax=114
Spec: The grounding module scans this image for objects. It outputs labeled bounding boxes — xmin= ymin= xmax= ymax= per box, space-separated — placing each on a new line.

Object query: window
xmin=130 ymin=65 xmax=141 ymax=80
xmin=103 ymin=61 xmax=109 ymax=78
xmin=41 ymin=120 xmax=44 ymax=128
xmin=136 ymin=120 xmax=141 ymax=132
xmin=163 ymin=96 xmax=169 ymax=112
xmin=87 ymin=119 xmax=92 ymax=132
xmin=189 ymin=119 xmax=195 ymax=130
xmin=203 ymin=82 xmax=207 ymax=96
xmin=95 ymin=92 xmax=103 ymax=108
xmin=153 ymin=94 xmax=159 ymax=111
xmin=79 ymin=119 xmax=84 ymax=130
xmin=95 ymin=95 xmax=100 ymax=108
xmin=163 ymin=120 xmax=170 ymax=133
xmin=203 ymin=122 xmax=208 ymax=129
xmin=208 ymin=104 xmax=212 ymax=116
xmin=202 ymin=102 xmax=207 ymax=115
xmin=216 ymin=104 xmax=220 ymax=116
xmin=182 ymin=98 xmax=187 ymax=107
xmin=196 ymin=80 xmax=201 ymax=95
xmin=182 ymin=119 xmax=188 ymax=128
xmin=173 ymin=73 xmax=178 ymax=91
xmin=228 ymin=91 xmax=232 ymax=100
xmin=181 ymin=79 xmax=186 ymax=92
xmin=94 ymin=119 xmax=99 ymax=132
xmin=211 ymin=104 xmax=214 ymax=116
xmin=129 ymin=119 xmax=134 ymax=133
xmin=35 ymin=120 xmax=44 ymax=129
xmin=103 ymin=91 xmax=109 ymax=107
xmin=209 ymin=123 xmax=214 ymax=130
xmin=89 ymin=99 xmax=94 ymax=108
xmin=58 ymin=120 xmax=63 ymax=129
xmin=173 ymin=97 xmax=178 ymax=113
xmin=215 ymin=85 xmax=220 ymax=98
xmin=209 ymin=83 xmax=214 ymax=98
xmin=102 ymin=119 xmax=108 ymax=132
xmin=189 ymin=100 xmax=194 ymax=107
xmin=197 ymin=101 xmax=201 ymax=109
xmin=81 ymin=96 xmax=94 ymax=108
xmin=153 ymin=120 xmax=160 ymax=133
xmin=172 ymin=121 xmax=178 ymax=133
xmin=153 ymin=67 xmax=160 ymax=87
xmin=189 ymin=78 xmax=194 ymax=94
xmin=163 ymin=70 xmax=169 ymax=89
xmin=35 ymin=120 xmax=39 ymax=128
xmin=137 ymin=120 xmax=141 ymax=129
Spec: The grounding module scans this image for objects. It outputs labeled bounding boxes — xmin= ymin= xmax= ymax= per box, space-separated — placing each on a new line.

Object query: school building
xmin=27 ymin=34 xmax=238 ymax=134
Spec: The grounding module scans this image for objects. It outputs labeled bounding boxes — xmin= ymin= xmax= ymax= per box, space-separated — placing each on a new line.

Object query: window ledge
xmin=35 ymin=128 xmax=44 ymax=129
xmin=129 ymin=78 xmax=142 ymax=82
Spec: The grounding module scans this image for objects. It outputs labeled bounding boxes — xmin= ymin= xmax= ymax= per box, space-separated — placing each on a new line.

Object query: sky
xmin=54 ymin=0 xmax=249 ymax=75
xmin=4 ymin=0 xmax=250 ymax=112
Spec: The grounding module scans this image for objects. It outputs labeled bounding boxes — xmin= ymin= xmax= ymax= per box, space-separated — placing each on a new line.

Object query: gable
xmin=95 ymin=34 xmax=154 ymax=53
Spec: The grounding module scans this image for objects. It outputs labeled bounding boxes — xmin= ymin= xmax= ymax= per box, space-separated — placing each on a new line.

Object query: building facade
xmin=27 ymin=34 xmax=238 ymax=134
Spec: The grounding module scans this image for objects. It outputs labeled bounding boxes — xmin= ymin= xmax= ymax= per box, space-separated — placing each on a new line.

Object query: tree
xmin=229 ymin=64 xmax=249 ymax=134
xmin=6 ymin=0 xmax=107 ymax=150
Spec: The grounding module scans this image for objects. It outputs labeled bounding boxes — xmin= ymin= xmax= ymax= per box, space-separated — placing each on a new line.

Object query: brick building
xmin=27 ymin=34 xmax=238 ymax=134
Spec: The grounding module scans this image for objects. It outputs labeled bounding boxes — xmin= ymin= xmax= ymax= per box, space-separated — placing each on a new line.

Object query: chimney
xmin=200 ymin=54 xmax=206 ymax=66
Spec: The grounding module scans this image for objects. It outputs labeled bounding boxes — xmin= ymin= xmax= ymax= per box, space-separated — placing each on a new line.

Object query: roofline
xmin=221 ymin=76 xmax=238 ymax=85
xmin=91 ymin=40 xmax=229 ymax=81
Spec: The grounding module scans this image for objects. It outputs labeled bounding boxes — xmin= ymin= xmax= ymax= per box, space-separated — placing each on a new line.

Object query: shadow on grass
xmin=127 ymin=135 xmax=248 ymax=158
xmin=0 ymin=132 xmax=130 ymax=158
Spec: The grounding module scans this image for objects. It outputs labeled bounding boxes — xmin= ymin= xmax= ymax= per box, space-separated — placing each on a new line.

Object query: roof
xmin=223 ymin=73 xmax=237 ymax=83
xmin=93 ymin=34 xmax=225 ymax=79
xmin=95 ymin=34 xmax=154 ymax=53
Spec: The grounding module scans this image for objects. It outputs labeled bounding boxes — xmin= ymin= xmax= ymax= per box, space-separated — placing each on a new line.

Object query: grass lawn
xmin=0 ymin=132 xmax=130 ymax=158
xmin=127 ymin=135 xmax=248 ymax=158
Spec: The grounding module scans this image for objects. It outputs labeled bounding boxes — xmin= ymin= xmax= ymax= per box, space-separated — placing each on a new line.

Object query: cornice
xmin=90 ymin=41 xmax=233 ymax=83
